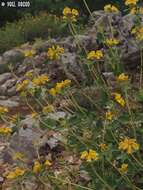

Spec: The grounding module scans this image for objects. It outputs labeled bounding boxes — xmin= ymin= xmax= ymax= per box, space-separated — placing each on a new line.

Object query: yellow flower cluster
xmin=63 ymin=7 xmax=79 ymax=22
xmin=13 ymin=152 xmax=24 ymax=160
xmin=118 ymin=163 xmax=128 ymax=174
xmin=130 ymin=7 xmax=143 ymax=14
xmin=44 ymin=160 xmax=52 ymax=167
xmin=87 ymin=50 xmax=103 ymax=60
xmin=117 ymin=73 xmax=129 ymax=81
xmin=131 ymin=26 xmax=143 ymax=41
xmin=32 ymin=75 xmax=49 ymax=86
xmin=105 ymin=38 xmax=119 ymax=46
xmin=49 ymin=79 xmax=71 ymax=96
xmin=105 ymin=110 xmax=114 ymax=121
xmin=104 ymin=4 xmax=119 ymax=13
xmin=112 ymin=93 xmax=125 ymax=107
xmin=47 ymin=45 xmax=64 ymax=60
xmin=33 ymin=161 xmax=41 ymax=173
xmin=99 ymin=143 xmax=108 ymax=151
xmin=24 ymin=50 xmax=36 ymax=58
xmin=6 ymin=167 xmax=25 ymax=179
xmin=42 ymin=105 xmax=54 ymax=113
xmin=0 ymin=106 xmax=8 ymax=114
xmin=33 ymin=160 xmax=52 ymax=173
xmin=16 ymin=80 xmax=29 ymax=92
xmin=80 ymin=149 xmax=99 ymax=162
xmin=118 ymin=138 xmax=139 ymax=154
xmin=0 ymin=126 xmax=12 ymax=135
xmin=125 ymin=0 xmax=138 ymax=6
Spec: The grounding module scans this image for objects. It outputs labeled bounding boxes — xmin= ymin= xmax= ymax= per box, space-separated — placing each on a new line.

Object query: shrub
xmin=0 ymin=24 xmax=24 ymax=53
xmin=19 ymin=13 xmax=68 ymax=41
xmin=0 ymin=12 xmax=68 ymax=53
xmin=0 ymin=0 xmax=124 ymax=27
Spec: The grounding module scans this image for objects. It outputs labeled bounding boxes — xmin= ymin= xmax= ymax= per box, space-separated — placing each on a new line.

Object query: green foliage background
xmin=0 ymin=0 xmax=124 ymax=26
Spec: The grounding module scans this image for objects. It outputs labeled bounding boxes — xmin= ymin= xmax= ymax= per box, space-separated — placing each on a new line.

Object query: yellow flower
xmin=105 ymin=111 xmax=114 ymax=121
xmin=55 ymin=79 xmax=71 ymax=92
xmin=118 ymin=138 xmax=139 ymax=154
xmin=72 ymin=9 xmax=79 ymax=16
xmin=33 ymin=161 xmax=42 ymax=173
xmin=49 ymin=79 xmax=71 ymax=96
xmin=80 ymin=149 xmax=99 ymax=162
xmin=24 ymin=50 xmax=36 ymax=57
xmin=104 ymin=4 xmax=119 ymax=13
xmin=32 ymin=75 xmax=49 ymax=86
xmin=87 ymin=50 xmax=103 ymax=60
xmin=131 ymin=26 xmax=143 ymax=41
xmin=0 ymin=106 xmax=8 ymax=114
xmin=49 ymin=88 xmax=57 ymax=96
xmin=25 ymin=71 xmax=33 ymax=78
xmin=80 ymin=150 xmax=88 ymax=159
xmin=63 ymin=7 xmax=79 ymax=22
xmin=31 ymin=112 xmax=38 ymax=119
xmin=130 ymin=7 xmax=143 ymax=14
xmin=47 ymin=45 xmax=64 ymax=60
xmin=6 ymin=168 xmax=25 ymax=179
xmin=118 ymin=164 xmax=128 ymax=174
xmin=99 ymin=143 xmax=108 ymax=151
xmin=112 ymin=93 xmax=125 ymax=107
xmin=0 ymin=126 xmax=12 ymax=135
xmin=63 ymin=7 xmax=71 ymax=16
xmin=130 ymin=7 xmax=137 ymax=14
xmin=63 ymin=79 xmax=72 ymax=86
xmin=105 ymin=38 xmax=119 ymax=46
xmin=117 ymin=73 xmax=129 ymax=81
xmin=44 ymin=160 xmax=52 ymax=167
xmin=43 ymin=105 xmax=54 ymax=113
xmin=13 ymin=152 xmax=24 ymax=160
xmin=16 ymin=80 xmax=29 ymax=92
xmin=125 ymin=0 xmax=138 ymax=6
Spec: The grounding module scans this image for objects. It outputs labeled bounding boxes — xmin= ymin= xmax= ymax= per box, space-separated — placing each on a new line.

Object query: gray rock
xmin=9 ymin=134 xmax=37 ymax=161
xmin=0 ymin=96 xmax=7 ymax=100
xmin=0 ymin=73 xmax=12 ymax=85
xmin=3 ymin=78 xmax=16 ymax=89
xmin=47 ymin=137 xmax=58 ymax=149
xmin=0 ymin=85 xmax=7 ymax=96
xmin=7 ymin=86 xmax=17 ymax=96
xmin=60 ymin=52 xmax=86 ymax=82
xmin=48 ymin=111 xmax=66 ymax=120
xmin=3 ymin=49 xmax=24 ymax=64
xmin=74 ymin=34 xmax=97 ymax=50
xmin=0 ymin=99 xmax=19 ymax=108
xmin=0 ymin=78 xmax=16 ymax=96
xmin=0 ymin=50 xmax=24 ymax=74
xmin=19 ymin=117 xmax=40 ymax=140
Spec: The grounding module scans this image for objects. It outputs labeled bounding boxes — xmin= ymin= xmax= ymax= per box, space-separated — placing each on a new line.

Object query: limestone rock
xmin=3 ymin=49 xmax=24 ymax=65
xmin=88 ymin=11 xmax=143 ymax=71
xmin=0 ymin=99 xmax=19 ymax=108
xmin=0 ymin=73 xmax=12 ymax=85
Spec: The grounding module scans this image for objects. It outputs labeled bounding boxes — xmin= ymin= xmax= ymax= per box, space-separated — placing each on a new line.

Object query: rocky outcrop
xmin=88 ymin=11 xmax=143 ymax=70
xmin=0 ymin=111 xmax=66 ymax=165
xmin=0 ymin=10 xmax=142 ymax=105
